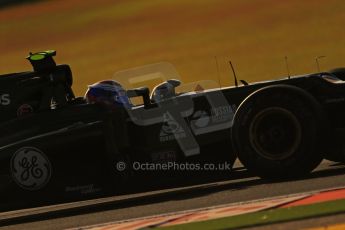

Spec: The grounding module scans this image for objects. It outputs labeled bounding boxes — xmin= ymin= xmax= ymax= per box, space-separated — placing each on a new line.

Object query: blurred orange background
xmin=1 ymin=0 xmax=345 ymax=95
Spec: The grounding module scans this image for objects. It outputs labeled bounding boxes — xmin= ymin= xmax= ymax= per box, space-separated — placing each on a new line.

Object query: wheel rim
xmin=249 ymin=107 xmax=302 ymax=160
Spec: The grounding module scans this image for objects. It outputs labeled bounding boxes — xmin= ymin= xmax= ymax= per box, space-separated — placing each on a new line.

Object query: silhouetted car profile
xmin=1 ymin=50 xmax=345 ymax=210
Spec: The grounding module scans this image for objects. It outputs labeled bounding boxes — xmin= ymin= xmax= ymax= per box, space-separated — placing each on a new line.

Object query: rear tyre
xmin=232 ymin=85 xmax=325 ymax=179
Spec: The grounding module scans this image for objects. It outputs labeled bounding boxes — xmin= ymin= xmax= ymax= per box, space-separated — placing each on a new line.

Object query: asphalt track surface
xmin=1 ymin=160 xmax=345 ymax=230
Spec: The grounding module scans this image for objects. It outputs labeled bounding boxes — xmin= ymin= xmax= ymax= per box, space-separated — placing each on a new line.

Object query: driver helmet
xmin=85 ymin=80 xmax=132 ymax=109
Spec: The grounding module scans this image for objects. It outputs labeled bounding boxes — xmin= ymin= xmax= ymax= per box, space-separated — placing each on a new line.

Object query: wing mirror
xmin=127 ymin=87 xmax=151 ymax=108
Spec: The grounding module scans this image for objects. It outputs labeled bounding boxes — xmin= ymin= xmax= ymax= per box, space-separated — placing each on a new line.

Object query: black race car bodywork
xmin=1 ymin=51 xmax=345 ymax=210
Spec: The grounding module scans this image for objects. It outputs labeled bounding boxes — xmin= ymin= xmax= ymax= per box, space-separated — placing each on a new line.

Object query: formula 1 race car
xmin=1 ymin=51 xmax=345 ymax=210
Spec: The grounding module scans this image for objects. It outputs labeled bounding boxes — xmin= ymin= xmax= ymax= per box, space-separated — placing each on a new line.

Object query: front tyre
xmin=232 ymin=85 xmax=325 ymax=179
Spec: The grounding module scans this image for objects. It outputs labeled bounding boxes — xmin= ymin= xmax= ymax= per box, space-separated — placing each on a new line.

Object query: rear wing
xmin=0 ymin=50 xmax=75 ymax=122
